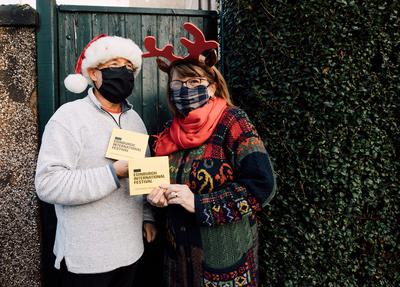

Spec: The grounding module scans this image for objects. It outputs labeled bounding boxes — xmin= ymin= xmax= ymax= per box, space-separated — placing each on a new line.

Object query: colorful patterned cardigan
xmin=156 ymin=106 xmax=276 ymax=287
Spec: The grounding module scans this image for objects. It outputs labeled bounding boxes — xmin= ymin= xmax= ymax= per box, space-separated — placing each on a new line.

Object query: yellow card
xmin=128 ymin=156 xmax=170 ymax=195
xmin=105 ymin=128 xmax=149 ymax=161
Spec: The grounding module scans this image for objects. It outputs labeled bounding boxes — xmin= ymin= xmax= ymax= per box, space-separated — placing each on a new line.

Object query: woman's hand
xmin=161 ymin=184 xmax=195 ymax=213
xmin=143 ymin=222 xmax=157 ymax=243
xmin=147 ymin=187 xmax=168 ymax=208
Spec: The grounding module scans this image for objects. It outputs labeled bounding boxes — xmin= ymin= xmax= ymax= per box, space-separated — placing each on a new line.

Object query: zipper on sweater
xmin=174 ymin=148 xmax=199 ymax=285
xmin=174 ymin=149 xmax=194 ymax=285
xmin=101 ymin=108 xmax=124 ymax=129
xmin=176 ymin=149 xmax=190 ymax=184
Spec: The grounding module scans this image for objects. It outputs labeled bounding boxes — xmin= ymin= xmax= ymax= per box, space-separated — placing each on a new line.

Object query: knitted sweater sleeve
xmin=35 ymin=119 xmax=119 ymax=205
xmin=194 ymin=109 xmax=276 ymax=227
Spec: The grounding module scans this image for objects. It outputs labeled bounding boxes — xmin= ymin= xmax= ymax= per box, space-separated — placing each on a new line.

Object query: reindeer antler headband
xmin=142 ymin=22 xmax=219 ymax=72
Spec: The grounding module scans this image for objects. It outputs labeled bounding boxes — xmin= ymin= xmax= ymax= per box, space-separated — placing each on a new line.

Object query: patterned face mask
xmin=169 ymin=85 xmax=210 ymax=116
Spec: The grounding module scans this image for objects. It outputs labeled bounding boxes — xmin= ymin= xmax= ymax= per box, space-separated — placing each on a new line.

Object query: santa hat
xmin=64 ymin=34 xmax=142 ymax=93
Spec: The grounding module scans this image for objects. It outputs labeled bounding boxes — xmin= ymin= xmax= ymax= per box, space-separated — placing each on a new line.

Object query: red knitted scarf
xmin=154 ymin=97 xmax=227 ymax=156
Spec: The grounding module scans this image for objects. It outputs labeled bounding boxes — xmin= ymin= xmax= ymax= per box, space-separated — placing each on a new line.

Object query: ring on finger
xmin=171 ymin=192 xmax=178 ymax=199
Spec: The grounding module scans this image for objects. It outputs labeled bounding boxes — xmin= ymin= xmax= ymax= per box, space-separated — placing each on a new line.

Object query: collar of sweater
xmin=87 ymin=88 xmax=133 ymax=113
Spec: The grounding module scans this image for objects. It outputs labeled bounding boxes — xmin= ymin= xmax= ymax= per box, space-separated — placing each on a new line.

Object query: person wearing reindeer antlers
xmin=145 ymin=23 xmax=276 ymax=287
xmin=35 ymin=34 xmax=156 ymax=287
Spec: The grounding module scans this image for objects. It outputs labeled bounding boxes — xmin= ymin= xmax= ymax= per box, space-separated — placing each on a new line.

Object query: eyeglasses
xmin=99 ymin=63 xmax=136 ymax=73
xmin=107 ymin=66 xmax=135 ymax=73
xmin=170 ymin=77 xmax=209 ymax=89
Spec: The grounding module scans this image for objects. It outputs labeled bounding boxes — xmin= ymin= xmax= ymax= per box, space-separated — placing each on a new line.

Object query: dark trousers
xmin=59 ymin=260 xmax=137 ymax=287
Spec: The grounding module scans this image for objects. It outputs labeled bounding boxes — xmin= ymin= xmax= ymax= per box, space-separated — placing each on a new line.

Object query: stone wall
xmin=0 ymin=5 xmax=41 ymax=287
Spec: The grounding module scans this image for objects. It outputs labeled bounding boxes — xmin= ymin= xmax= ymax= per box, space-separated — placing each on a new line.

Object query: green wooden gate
xmin=37 ymin=0 xmax=217 ymax=134
xmin=36 ymin=1 xmax=217 ymax=286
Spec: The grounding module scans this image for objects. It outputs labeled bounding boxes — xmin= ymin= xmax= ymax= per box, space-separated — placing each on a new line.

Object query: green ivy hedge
xmin=221 ymin=0 xmax=399 ymax=286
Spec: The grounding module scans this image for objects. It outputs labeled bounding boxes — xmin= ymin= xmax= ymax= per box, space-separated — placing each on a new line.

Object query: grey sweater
xmin=35 ymin=88 xmax=153 ymax=274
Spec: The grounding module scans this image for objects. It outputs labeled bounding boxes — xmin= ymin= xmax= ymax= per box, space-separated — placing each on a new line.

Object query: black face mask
xmin=96 ymin=66 xmax=135 ymax=103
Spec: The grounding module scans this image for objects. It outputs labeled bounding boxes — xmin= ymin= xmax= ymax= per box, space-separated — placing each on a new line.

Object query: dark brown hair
xmin=167 ymin=59 xmax=233 ymax=115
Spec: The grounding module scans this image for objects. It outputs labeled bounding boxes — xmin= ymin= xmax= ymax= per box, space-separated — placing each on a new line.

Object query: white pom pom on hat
xmin=64 ymin=73 xmax=89 ymax=93
xmin=64 ymin=34 xmax=143 ymax=93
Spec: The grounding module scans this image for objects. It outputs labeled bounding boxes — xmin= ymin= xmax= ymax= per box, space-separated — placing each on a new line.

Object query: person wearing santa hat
xmin=35 ymin=34 xmax=156 ymax=287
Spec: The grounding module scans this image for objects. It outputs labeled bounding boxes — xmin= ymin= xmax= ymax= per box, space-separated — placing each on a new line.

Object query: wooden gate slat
xmin=141 ymin=15 xmax=159 ymax=134
xmin=125 ymin=13 xmax=143 ymax=117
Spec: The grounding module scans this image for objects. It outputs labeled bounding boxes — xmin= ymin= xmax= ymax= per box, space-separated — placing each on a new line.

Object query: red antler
xmin=142 ymin=36 xmax=183 ymax=62
xmin=141 ymin=22 xmax=219 ymax=63
xmin=180 ymin=22 xmax=219 ymax=60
